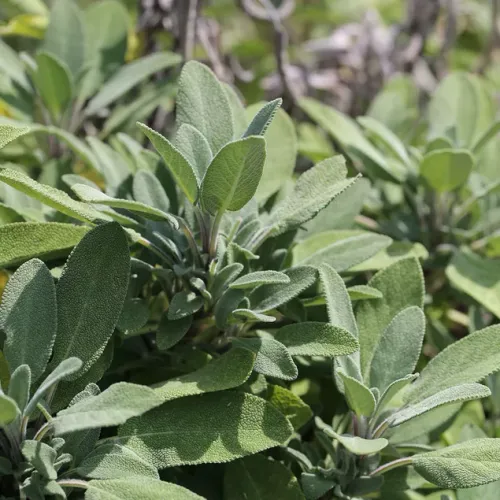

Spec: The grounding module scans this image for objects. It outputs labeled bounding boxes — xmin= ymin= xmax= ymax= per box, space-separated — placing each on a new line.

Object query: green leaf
xmin=0 ymin=124 xmax=30 ymax=149
xmin=224 ymin=453 xmax=305 ymax=500
xmin=215 ymin=288 xmax=245 ymax=329
xmin=0 ymin=168 xmax=107 ymax=223
xmin=265 ymin=384 xmax=312 ymax=430
xmin=7 ymin=364 xmax=31 ymax=412
xmin=405 ymin=324 xmax=500 ymax=404
xmin=269 ymin=156 xmax=357 ymax=235
xmin=168 ymin=291 xmax=203 ymax=320
xmin=413 ymin=438 xmax=500 ymax=488
xmin=24 ymin=357 xmax=82 ymax=416
xmin=76 ymin=444 xmax=158 ymax=480
xmin=153 ymin=347 xmax=255 ymax=402
xmin=275 ymin=322 xmax=359 ymax=358
xmin=132 ymin=170 xmax=170 ymax=213
xmin=368 ymin=306 xmax=426 ymax=391
xmin=176 ymin=60 xmax=234 ymax=154
xmin=373 ymin=374 xmax=419 ymax=420
xmin=53 ymin=382 xmax=162 ymax=435
xmin=232 ymin=309 xmax=276 ymax=323
xmin=0 ymin=222 xmax=88 ymax=269
xmin=137 ymin=122 xmax=199 ymax=204
xmin=348 ymin=285 xmax=383 ymax=301
xmin=472 ymin=120 xmax=500 ymax=154
xmin=86 ymin=478 xmax=204 ymax=500
xmin=21 ymin=440 xmax=57 ymax=480
xmin=210 ymin=263 xmax=243 ymax=301
xmin=1 ymin=259 xmax=56 ymax=381
xmin=299 ymin=97 xmax=402 ymax=182
xmin=156 ymin=314 xmax=192 ymax=351
xmin=293 ymin=230 xmax=392 ymax=272
xmin=174 ymin=124 xmax=213 ymax=182
xmin=249 ymin=266 xmax=317 ymax=313
xmin=391 ymin=383 xmax=491 ymax=427
xmin=200 ymin=136 xmax=266 ymax=215
xmin=224 ymin=83 xmax=248 ymax=137
xmin=243 ymin=98 xmax=282 ymax=137
xmin=50 ymin=222 xmax=130 ymax=376
xmin=72 ymin=184 xmax=177 ymax=228
xmin=85 ymin=52 xmax=181 ymax=116
xmin=32 ymin=52 xmax=73 ymax=121
xmin=43 ymin=0 xmax=85 ymax=77
xmin=420 ymin=149 xmax=473 ymax=192
xmin=117 ymin=391 xmax=293 ymax=467
xmin=233 ymin=337 xmax=298 ymax=380
xmin=230 ymin=271 xmax=290 ymax=289
xmin=337 ymin=370 xmax=376 ymax=417
xmin=446 ymin=249 xmax=500 ymax=319
xmin=357 ymin=258 xmax=424 ymax=378
xmin=250 ymin=106 xmax=297 ymax=203
xmin=0 ymin=393 xmax=18 ymax=426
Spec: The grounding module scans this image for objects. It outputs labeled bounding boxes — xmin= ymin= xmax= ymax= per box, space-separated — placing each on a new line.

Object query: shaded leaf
xmin=21 ymin=440 xmax=57 ymax=480
xmin=420 ymin=150 xmax=473 ymax=192
xmin=337 ymin=370 xmax=376 ymax=417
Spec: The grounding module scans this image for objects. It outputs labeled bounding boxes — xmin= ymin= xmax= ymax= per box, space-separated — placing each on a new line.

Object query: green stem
xmin=178 ymin=217 xmax=202 ymax=267
xmin=58 ymin=479 xmax=89 ymax=490
xmin=209 ymin=211 xmax=223 ymax=261
xmin=370 ymin=457 xmax=413 ymax=477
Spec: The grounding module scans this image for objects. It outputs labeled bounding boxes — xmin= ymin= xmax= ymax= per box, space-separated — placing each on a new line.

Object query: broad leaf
xmin=137 ymin=122 xmax=199 ymax=204
xmin=1 ymin=259 xmax=56 ymax=381
xmin=0 ymin=168 xmax=107 ymax=223
xmin=85 ymin=52 xmax=182 ymax=116
xmin=21 ymin=440 xmax=57 ymax=480
xmin=373 ymin=374 xmax=419 ymax=419
xmin=132 ymin=170 xmax=170 ymax=213
xmin=86 ymin=478 xmax=203 ymax=499
xmin=405 ymin=324 xmax=500 ymax=403
xmin=76 ymin=444 xmax=158 ymax=480
xmin=337 ymin=370 xmax=376 ymax=417
xmin=224 ymin=453 xmax=305 ymax=500
xmin=174 ymin=123 xmax=213 ymax=182
xmin=420 ymin=149 xmax=473 ymax=192
xmin=168 ymin=291 xmax=203 ymax=320
xmin=210 ymin=262 xmax=244 ymax=300
xmin=357 ymin=258 xmax=424 ymax=378
xmin=368 ymin=306 xmax=426 ymax=391
xmin=153 ymin=347 xmax=255 ymax=402
xmin=243 ymin=98 xmax=282 ymax=137
xmin=230 ymin=271 xmax=290 ymax=289
xmin=265 ymin=384 xmax=312 ymax=430
xmin=72 ymin=184 xmax=177 ymax=227
xmin=156 ymin=314 xmax=192 ymax=351
xmin=233 ymin=337 xmax=298 ymax=380
xmin=275 ymin=322 xmax=359 ymax=358
xmin=53 ymin=382 xmax=162 ymax=435
xmin=7 ymin=365 xmax=31 ymax=412
xmin=201 ymin=136 xmax=266 ymax=215
xmin=176 ymin=60 xmax=234 ymax=154
xmin=50 ymin=222 xmax=130 ymax=376
xmin=413 ymin=439 xmax=500 ymax=488
xmin=0 ymin=124 xmax=30 ymax=149
xmin=0 ymin=393 xmax=18 ymax=426
xmin=118 ymin=391 xmax=293 ymax=467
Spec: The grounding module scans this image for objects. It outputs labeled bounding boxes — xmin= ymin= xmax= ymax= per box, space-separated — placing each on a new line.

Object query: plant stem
xmin=209 ymin=211 xmax=223 ymax=261
xmin=58 ymin=479 xmax=89 ymax=490
xmin=370 ymin=456 xmax=413 ymax=476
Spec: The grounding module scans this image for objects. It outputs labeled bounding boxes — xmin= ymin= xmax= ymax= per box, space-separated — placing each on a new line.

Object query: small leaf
xmin=153 ymin=347 xmax=255 ymax=402
xmin=337 ymin=370 xmax=376 ymax=417
xmin=232 ymin=309 xmax=276 ymax=323
xmin=265 ymin=384 xmax=312 ymax=430
xmin=53 ymin=382 xmax=162 ymax=435
xmin=7 ymin=365 xmax=31 ymax=413
xmin=24 ymin=357 xmax=82 ymax=416
xmin=21 ymin=440 xmax=57 ymax=480
xmin=224 ymin=453 xmax=305 ymax=500
xmin=85 ymin=52 xmax=182 ymax=116
xmin=391 ymin=383 xmax=491 ymax=427
xmin=176 ymin=60 xmax=234 ymax=154
xmin=243 ymin=98 xmax=282 ymax=137
xmin=230 ymin=271 xmax=290 ymax=289
xmin=86 ymin=478 xmax=204 ymax=499
xmin=405 ymin=324 xmax=500 ymax=404
xmin=420 ymin=149 xmax=473 ymax=192
xmin=0 ymin=393 xmax=18 ymax=426
xmin=210 ymin=263 xmax=244 ymax=301
xmin=0 ymin=168 xmax=106 ymax=223
xmin=368 ymin=306 xmax=426 ymax=391
xmin=250 ymin=266 xmax=317 ymax=313
xmin=156 ymin=314 xmax=192 ymax=351
xmin=132 ymin=170 xmax=170 ymax=213
xmin=275 ymin=322 xmax=359 ymax=358
xmin=200 ymin=136 xmax=266 ymax=215
xmin=137 ymin=122 xmax=199 ymax=204
xmin=168 ymin=291 xmax=203 ymax=320
xmin=233 ymin=337 xmax=298 ymax=380
xmin=413 ymin=438 xmax=500 ymax=488
xmin=50 ymin=223 xmax=130 ymax=377
xmin=76 ymin=444 xmax=159 ymax=480
xmin=373 ymin=374 xmax=419 ymax=419
xmin=1 ymin=259 xmax=56 ymax=381
xmin=348 ymin=285 xmax=383 ymax=301
xmin=215 ymin=288 xmax=245 ymax=329
xmin=174 ymin=123 xmax=213 ymax=182
xmin=0 ymin=124 xmax=30 ymax=149
xmin=72 ymin=184 xmax=178 ymax=228
xmin=269 ymin=156 xmax=357 ymax=235
xmin=118 ymin=391 xmax=293 ymax=467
